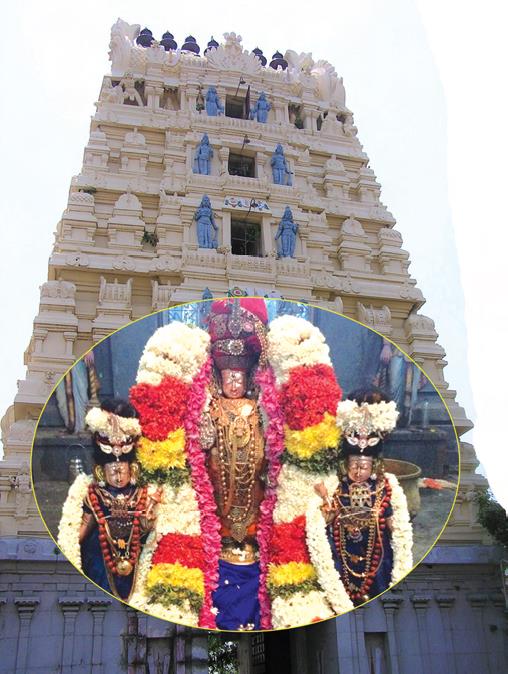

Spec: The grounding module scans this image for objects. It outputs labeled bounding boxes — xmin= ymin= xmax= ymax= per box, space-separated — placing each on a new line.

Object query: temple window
xmin=225 ymin=95 xmax=247 ymax=119
xmin=231 ymin=219 xmax=262 ymax=256
xmin=288 ymin=103 xmax=304 ymax=129
xmin=228 ymin=153 xmax=255 ymax=178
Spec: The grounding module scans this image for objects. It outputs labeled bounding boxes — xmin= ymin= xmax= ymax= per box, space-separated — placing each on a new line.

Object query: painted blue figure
xmin=193 ymin=133 xmax=213 ymax=175
xmin=271 ymin=144 xmax=292 ymax=186
xmin=275 ymin=206 xmax=298 ymax=257
xmin=205 ymin=86 xmax=224 ymax=116
xmin=250 ymin=91 xmax=271 ymax=123
xmin=194 ymin=195 xmax=218 ymax=248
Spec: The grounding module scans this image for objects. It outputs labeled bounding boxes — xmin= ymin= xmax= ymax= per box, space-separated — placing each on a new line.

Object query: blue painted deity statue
xmin=275 ymin=206 xmax=298 ymax=257
xmin=205 ymin=86 xmax=224 ymax=116
xmin=271 ymin=144 xmax=292 ymax=186
xmin=250 ymin=91 xmax=271 ymax=123
xmin=194 ymin=195 xmax=218 ymax=248
xmin=193 ymin=133 xmax=213 ymax=175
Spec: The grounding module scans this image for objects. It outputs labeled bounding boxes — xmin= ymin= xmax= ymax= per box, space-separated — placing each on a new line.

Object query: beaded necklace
xmin=331 ymin=476 xmax=392 ymax=603
xmin=86 ymin=483 xmax=147 ymax=585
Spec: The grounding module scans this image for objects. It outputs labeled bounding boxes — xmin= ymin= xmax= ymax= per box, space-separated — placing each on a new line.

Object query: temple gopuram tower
xmin=0 ymin=20 xmax=505 ymax=674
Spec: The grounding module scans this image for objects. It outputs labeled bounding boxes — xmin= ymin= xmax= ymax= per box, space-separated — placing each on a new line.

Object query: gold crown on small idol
xmin=336 ymin=399 xmax=399 ymax=451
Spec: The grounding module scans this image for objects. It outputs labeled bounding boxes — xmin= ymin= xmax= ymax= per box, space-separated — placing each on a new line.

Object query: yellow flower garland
xmin=137 ymin=428 xmax=186 ymax=471
xmin=284 ymin=413 xmax=339 ymax=459
xmin=267 ymin=561 xmax=316 ymax=587
xmin=146 ymin=562 xmax=204 ymax=596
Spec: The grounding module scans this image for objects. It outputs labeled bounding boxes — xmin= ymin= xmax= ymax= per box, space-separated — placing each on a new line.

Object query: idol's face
xmin=221 ymin=369 xmax=247 ymax=399
xmin=347 ymin=455 xmax=373 ymax=483
xmin=104 ymin=461 xmax=131 ymax=489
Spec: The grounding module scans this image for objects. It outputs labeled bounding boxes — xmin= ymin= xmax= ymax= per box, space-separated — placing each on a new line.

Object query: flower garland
xmin=265 ymin=317 xmax=344 ymax=628
xmin=85 ymin=407 xmax=141 ymax=438
xmin=385 ymin=472 xmax=413 ymax=583
xmin=57 ymin=472 xmax=92 ymax=570
xmin=129 ymin=482 xmax=202 ymax=624
xmin=136 ymin=322 xmax=210 ymax=386
xmin=305 ymin=493 xmax=354 ymax=614
xmin=266 ymin=315 xmax=332 ymax=384
xmin=336 ymin=399 xmax=399 ymax=436
xmin=182 ymin=358 xmax=222 ymax=628
xmin=254 ymin=365 xmax=285 ymax=630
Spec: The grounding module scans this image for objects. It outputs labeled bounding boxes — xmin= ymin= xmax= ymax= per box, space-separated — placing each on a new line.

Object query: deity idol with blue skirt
xmin=126 ymin=300 xmax=403 ymax=630
xmin=57 ymin=400 xmax=160 ymax=601
xmin=309 ymin=389 xmax=413 ymax=607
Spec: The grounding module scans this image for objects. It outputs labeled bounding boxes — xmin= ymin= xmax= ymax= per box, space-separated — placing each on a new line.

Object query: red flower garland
xmin=130 ymin=376 xmax=190 ymax=440
xmin=152 ymin=533 xmax=206 ymax=570
xmin=279 ymin=364 xmax=342 ymax=431
xmin=269 ymin=516 xmax=310 ymax=565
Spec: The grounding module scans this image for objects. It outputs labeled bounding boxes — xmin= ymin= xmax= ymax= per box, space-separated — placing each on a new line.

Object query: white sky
xmin=1 ymin=0 xmax=507 ymax=508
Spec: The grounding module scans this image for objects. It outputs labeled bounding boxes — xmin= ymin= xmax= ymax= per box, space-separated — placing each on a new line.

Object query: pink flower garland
xmin=255 ymin=366 xmax=286 ymax=630
xmin=183 ymin=357 xmax=222 ymax=628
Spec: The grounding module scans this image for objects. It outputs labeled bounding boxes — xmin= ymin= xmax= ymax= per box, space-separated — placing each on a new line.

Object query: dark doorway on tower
xmin=228 ymin=153 xmax=255 ymax=178
xmin=226 ymin=95 xmax=247 ymax=119
xmin=231 ymin=219 xmax=262 ymax=256
xmin=250 ymin=631 xmax=292 ymax=674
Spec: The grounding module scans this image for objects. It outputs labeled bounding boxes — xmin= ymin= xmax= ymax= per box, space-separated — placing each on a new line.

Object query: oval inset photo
xmin=31 ymin=298 xmax=459 ymax=631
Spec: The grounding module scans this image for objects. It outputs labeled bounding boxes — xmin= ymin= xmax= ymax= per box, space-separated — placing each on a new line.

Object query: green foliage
xmin=141 ymin=230 xmax=159 ymax=246
xmin=139 ymin=466 xmax=190 ymax=487
xmin=147 ymin=585 xmax=202 ymax=613
xmin=267 ymin=578 xmax=321 ymax=599
xmin=476 ymin=489 xmax=508 ymax=548
xmin=281 ymin=446 xmax=340 ymax=473
xmin=208 ymin=634 xmax=239 ymax=674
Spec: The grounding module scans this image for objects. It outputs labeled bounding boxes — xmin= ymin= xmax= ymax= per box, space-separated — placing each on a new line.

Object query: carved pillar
xmin=14 ymin=597 xmax=39 ymax=674
xmin=145 ymin=83 xmax=163 ymax=110
xmin=237 ymin=634 xmax=254 ymax=674
xmin=126 ymin=609 xmax=146 ymax=674
xmin=256 ymin=151 xmax=267 ymax=181
xmin=435 ymin=594 xmax=457 ymax=674
xmin=262 ymin=215 xmax=274 ymax=256
xmin=88 ymin=598 xmax=111 ymax=674
xmin=381 ymin=594 xmax=403 ymax=674
xmin=175 ymin=624 xmax=187 ymax=674
xmin=467 ymin=593 xmax=491 ymax=670
xmin=58 ymin=597 xmax=84 ymax=674
xmin=191 ymin=630 xmax=209 ymax=674
xmin=289 ymin=628 xmax=308 ymax=674
xmin=219 ymin=147 xmax=229 ymax=175
xmin=221 ymin=211 xmax=231 ymax=249
xmin=411 ymin=594 xmax=431 ymax=672
xmin=186 ymin=86 xmax=199 ymax=113
xmin=353 ymin=607 xmax=369 ymax=674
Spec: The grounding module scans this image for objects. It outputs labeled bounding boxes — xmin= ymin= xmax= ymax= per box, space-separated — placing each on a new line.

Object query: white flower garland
xmin=136 ymin=322 xmax=210 ymax=385
xmin=57 ymin=473 xmax=92 ymax=570
xmin=305 ymin=493 xmax=355 ymax=615
xmin=272 ymin=463 xmax=337 ymax=524
xmin=267 ymin=315 xmax=331 ymax=384
xmin=129 ymin=481 xmax=202 ymax=626
xmin=385 ymin=472 xmax=413 ymax=583
xmin=336 ymin=399 xmax=399 ymax=435
xmin=85 ymin=407 xmax=141 ymax=438
xmin=270 ymin=590 xmax=335 ymax=629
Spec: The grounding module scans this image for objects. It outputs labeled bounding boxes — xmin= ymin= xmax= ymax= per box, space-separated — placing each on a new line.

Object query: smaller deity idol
xmin=205 ymin=86 xmax=224 ymax=116
xmin=194 ymin=195 xmax=218 ymax=249
xmin=250 ymin=92 xmax=271 ymax=123
xmin=270 ymin=144 xmax=292 ymax=186
xmin=58 ymin=400 xmax=160 ymax=601
xmin=193 ymin=133 xmax=213 ymax=175
xmin=312 ymin=389 xmax=412 ymax=606
xmin=275 ymin=206 xmax=298 ymax=258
